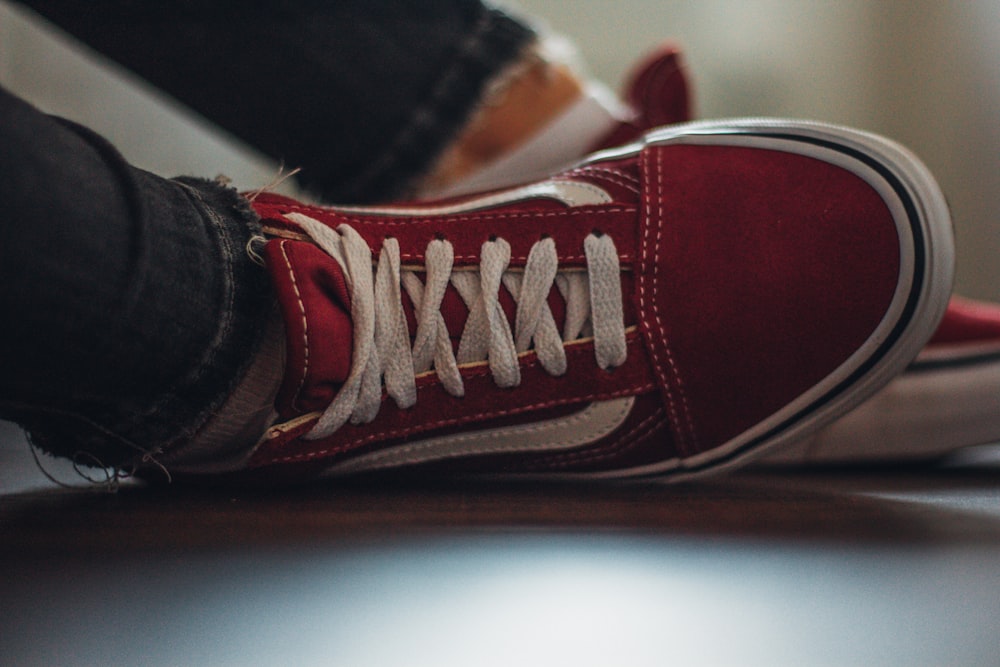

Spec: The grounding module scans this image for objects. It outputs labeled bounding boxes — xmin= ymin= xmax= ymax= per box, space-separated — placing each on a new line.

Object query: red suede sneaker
xmin=173 ymin=119 xmax=953 ymax=482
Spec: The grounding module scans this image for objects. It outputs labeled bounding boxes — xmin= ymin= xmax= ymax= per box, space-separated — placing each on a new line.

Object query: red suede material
xmin=928 ymin=296 xmax=1000 ymax=345
xmin=249 ymin=331 xmax=656 ymax=467
xmin=624 ymin=44 xmax=692 ymax=127
xmin=592 ymin=44 xmax=692 ymax=152
xmin=264 ymin=239 xmax=354 ymax=416
xmin=246 ymin=131 xmax=911 ymax=477
xmin=636 ymin=143 xmax=901 ymax=456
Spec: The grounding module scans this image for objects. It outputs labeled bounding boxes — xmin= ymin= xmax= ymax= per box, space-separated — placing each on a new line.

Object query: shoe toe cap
xmin=636 ymin=140 xmax=911 ymax=457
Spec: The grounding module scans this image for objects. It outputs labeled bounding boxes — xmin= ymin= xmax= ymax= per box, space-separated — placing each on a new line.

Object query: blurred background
xmin=2 ymin=0 xmax=999 ymax=300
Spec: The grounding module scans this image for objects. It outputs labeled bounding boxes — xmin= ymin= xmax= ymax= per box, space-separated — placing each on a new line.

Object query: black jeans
xmin=1 ymin=1 xmax=535 ymax=466
xmin=15 ymin=0 xmax=535 ymax=203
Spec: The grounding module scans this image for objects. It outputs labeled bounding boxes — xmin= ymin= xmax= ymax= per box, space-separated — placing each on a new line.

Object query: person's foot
xmin=157 ymin=119 xmax=952 ymax=483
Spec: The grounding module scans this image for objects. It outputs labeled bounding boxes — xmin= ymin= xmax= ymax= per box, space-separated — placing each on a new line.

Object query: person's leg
xmin=14 ymin=0 xmax=537 ymax=203
xmin=0 ymin=86 xmax=274 ymax=469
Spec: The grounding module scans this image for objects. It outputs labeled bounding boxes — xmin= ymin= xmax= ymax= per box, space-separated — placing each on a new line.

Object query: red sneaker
xmin=171 ymin=120 xmax=953 ymax=482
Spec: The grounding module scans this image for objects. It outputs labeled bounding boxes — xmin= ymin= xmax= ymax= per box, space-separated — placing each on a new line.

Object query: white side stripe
xmin=326 ymin=396 xmax=635 ymax=475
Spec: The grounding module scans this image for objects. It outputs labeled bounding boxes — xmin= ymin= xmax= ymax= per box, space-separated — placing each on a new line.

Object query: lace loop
xmin=287 ymin=214 xmax=627 ymax=440
xmin=374 ymin=237 xmax=416 ymax=409
xmin=585 ymin=232 xmax=628 ymax=369
xmin=504 ymin=236 xmax=566 ymax=376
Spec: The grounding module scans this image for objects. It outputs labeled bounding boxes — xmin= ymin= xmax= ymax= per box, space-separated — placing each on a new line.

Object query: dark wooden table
xmin=3 ymin=420 xmax=999 ymax=666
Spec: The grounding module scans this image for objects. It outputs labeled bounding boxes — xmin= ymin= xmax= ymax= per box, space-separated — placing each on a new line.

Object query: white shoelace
xmin=284 ymin=213 xmax=627 ymax=440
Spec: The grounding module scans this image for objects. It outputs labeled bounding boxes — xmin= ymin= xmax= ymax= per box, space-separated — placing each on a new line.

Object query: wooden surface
xmin=2 ymin=421 xmax=999 ymax=665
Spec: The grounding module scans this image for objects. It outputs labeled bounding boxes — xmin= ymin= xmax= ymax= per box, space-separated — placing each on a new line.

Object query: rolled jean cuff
xmin=155 ymin=177 xmax=275 ymax=444
xmin=26 ymin=178 xmax=274 ymax=469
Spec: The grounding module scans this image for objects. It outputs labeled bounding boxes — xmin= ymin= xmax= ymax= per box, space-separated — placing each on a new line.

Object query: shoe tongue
xmin=264 ymin=239 xmax=354 ymax=417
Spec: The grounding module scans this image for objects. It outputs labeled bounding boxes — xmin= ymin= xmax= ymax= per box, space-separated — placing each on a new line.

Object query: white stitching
xmin=279 ymin=241 xmax=311 ymax=412
xmin=274 ymin=203 xmax=636 ymax=226
xmin=638 ymin=149 xmax=685 ymax=451
xmin=651 ymin=149 xmax=698 ymax=450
